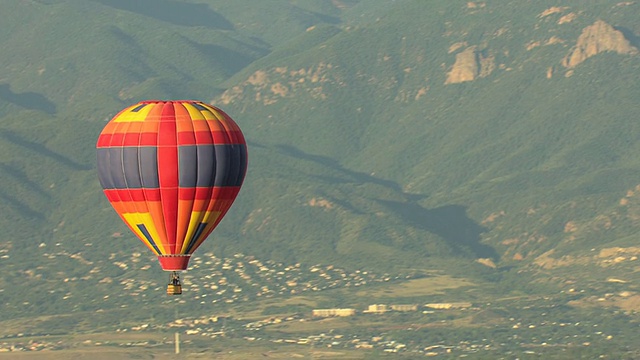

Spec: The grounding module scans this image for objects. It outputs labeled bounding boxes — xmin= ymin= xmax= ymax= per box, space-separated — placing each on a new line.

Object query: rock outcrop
xmin=445 ymin=47 xmax=479 ymax=84
xmin=445 ymin=46 xmax=495 ymax=84
xmin=562 ymin=20 xmax=638 ymax=68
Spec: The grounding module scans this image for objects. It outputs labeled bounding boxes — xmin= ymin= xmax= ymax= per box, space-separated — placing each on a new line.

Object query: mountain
xmin=1 ymin=0 xmax=640 ymax=345
xmin=213 ymin=1 xmax=640 ymax=267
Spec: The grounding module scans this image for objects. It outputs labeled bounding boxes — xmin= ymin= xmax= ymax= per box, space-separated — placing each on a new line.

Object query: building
xmin=425 ymin=302 xmax=472 ymax=310
xmin=390 ymin=304 xmax=418 ymax=312
xmin=312 ymin=308 xmax=356 ymax=317
xmin=364 ymin=304 xmax=388 ymax=313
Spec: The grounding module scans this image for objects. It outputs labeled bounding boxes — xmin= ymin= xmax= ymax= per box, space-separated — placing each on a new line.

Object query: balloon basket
xmin=167 ymin=284 xmax=182 ymax=295
xmin=167 ymin=271 xmax=182 ymax=295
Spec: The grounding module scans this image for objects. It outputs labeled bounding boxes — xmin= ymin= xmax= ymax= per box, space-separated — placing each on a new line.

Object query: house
xmin=312 ymin=308 xmax=356 ymax=317
xmin=364 ymin=304 xmax=388 ymax=313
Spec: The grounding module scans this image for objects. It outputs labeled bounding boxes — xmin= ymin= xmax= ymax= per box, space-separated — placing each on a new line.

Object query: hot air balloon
xmin=96 ymin=100 xmax=247 ymax=295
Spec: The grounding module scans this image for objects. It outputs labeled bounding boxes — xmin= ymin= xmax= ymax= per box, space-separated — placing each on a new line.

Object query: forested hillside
xmin=0 ymin=1 xmax=639 ymax=340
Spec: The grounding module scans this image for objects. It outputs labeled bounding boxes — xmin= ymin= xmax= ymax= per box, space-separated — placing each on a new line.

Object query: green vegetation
xmin=1 ymin=1 xmax=640 ymax=357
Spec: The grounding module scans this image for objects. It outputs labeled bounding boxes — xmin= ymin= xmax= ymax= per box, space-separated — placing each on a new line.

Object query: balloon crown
xmin=139 ymin=100 xmax=202 ymax=104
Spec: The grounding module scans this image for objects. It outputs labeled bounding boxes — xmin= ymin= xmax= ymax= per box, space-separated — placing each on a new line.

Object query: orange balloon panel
xmin=97 ymin=100 xmax=247 ymax=271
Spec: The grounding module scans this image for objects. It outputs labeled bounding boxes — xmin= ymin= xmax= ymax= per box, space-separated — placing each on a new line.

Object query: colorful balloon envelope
xmin=96 ymin=100 xmax=247 ymax=271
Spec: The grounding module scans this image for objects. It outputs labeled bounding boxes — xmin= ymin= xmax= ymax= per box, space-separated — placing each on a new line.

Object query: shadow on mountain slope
xmin=0 ymin=84 xmax=56 ymax=115
xmin=0 ymin=130 xmax=90 ymax=171
xmin=0 ymin=163 xmax=51 ymax=199
xmin=0 ymin=189 xmax=44 ymax=220
xmin=275 ymin=144 xmax=405 ymax=193
xmin=93 ymin=0 xmax=234 ymax=30
xmin=269 ymin=143 xmax=495 ymax=259
xmin=376 ymin=201 xmax=497 ymax=260
xmin=182 ymin=36 xmax=268 ymax=77
xmin=615 ymin=26 xmax=640 ymax=49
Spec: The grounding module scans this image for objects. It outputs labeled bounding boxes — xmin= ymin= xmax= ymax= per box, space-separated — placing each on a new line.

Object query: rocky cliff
xmin=445 ymin=46 xmax=495 ymax=84
xmin=563 ymin=20 xmax=638 ymax=68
